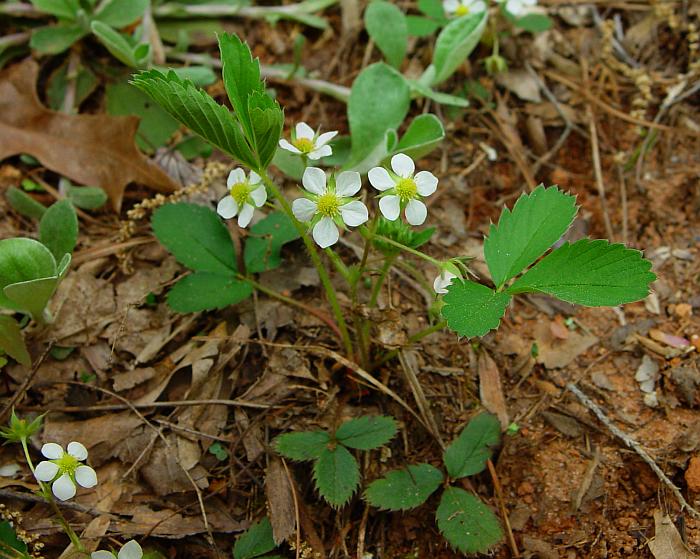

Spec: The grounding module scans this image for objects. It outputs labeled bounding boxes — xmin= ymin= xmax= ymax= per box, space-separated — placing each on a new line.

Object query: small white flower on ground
xmin=368 ymin=153 xmax=438 ymax=226
xmin=503 ymin=0 xmax=536 ymax=16
xmin=443 ymin=0 xmax=486 ymax=17
xmin=279 ymin=122 xmax=337 ymax=160
xmin=91 ymin=540 xmax=143 ymax=559
xmin=292 ymin=167 xmax=368 ymax=248
xmin=217 ymin=168 xmax=267 ymax=228
xmin=34 ymin=441 xmax=97 ymax=501
xmin=433 ymin=270 xmax=458 ymax=294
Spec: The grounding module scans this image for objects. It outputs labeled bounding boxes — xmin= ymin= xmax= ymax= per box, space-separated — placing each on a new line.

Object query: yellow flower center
xmin=292 ymin=137 xmax=315 ymax=154
xmin=230 ymin=182 xmax=251 ymax=206
xmin=317 ymin=192 xmax=341 ymax=218
xmin=455 ymin=4 xmax=469 ymax=15
xmin=56 ymin=453 xmax=79 ymax=476
xmin=395 ymin=177 xmax=418 ymax=202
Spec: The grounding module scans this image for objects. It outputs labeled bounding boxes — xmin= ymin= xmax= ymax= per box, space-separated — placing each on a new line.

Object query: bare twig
xmin=587 ymin=106 xmax=615 ymax=240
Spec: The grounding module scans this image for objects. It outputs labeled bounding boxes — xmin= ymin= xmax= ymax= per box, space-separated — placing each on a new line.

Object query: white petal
xmin=415 ymin=171 xmax=438 ymax=196
xmin=41 ymin=443 xmax=64 ymax=460
xmin=292 ymin=198 xmax=317 ymax=222
xmin=379 ymin=195 xmax=401 ymax=221
xmin=295 ymin=121 xmax=315 ymax=140
xmin=312 ymin=217 xmax=340 ymax=248
xmin=335 ymin=171 xmax=362 ymax=197
xmin=237 ymin=204 xmax=255 ymax=228
xmin=34 ymin=461 xmax=59 ymax=482
xmin=75 ymin=465 xmax=97 ymax=488
xmin=91 ymin=552 xmax=115 ymax=559
xmin=391 ymin=153 xmax=415 ymax=178
xmin=302 ymin=167 xmax=327 ymax=195
xmin=315 ymin=130 xmax=338 ymax=147
xmin=226 ymin=168 xmax=245 ymax=188
xmin=67 ymin=441 xmax=88 ymax=461
xmin=443 ymin=0 xmax=459 ymax=12
xmin=368 ymin=167 xmax=395 ymax=191
xmin=249 ymin=184 xmax=267 ymax=207
xmin=506 ymin=0 xmax=524 ymax=14
xmin=248 ymin=170 xmax=262 ymax=185
xmin=118 ymin=540 xmax=143 ymax=559
xmin=279 ymin=139 xmax=301 ymax=154
xmin=217 ymin=196 xmax=239 ymax=219
xmin=340 ymin=201 xmax=369 ymax=227
xmin=405 ymin=199 xmax=427 ymax=225
xmin=52 ymin=474 xmax=76 ymax=501
xmin=308 ymin=145 xmax=332 ymax=160
xmin=434 ymin=271 xmax=457 ymax=294
xmin=472 ymin=0 xmax=486 ymax=11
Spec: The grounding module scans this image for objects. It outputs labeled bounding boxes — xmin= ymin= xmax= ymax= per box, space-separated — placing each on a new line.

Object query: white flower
xmin=433 ymin=270 xmax=458 ymax=294
xmin=34 ymin=441 xmax=97 ymax=501
xmin=91 ymin=540 xmax=143 ymax=559
xmin=443 ymin=0 xmax=486 ymax=17
xmin=368 ymin=153 xmax=438 ymax=226
xmin=217 ymin=168 xmax=267 ymax=228
xmin=279 ymin=122 xmax=337 ymax=160
xmin=292 ymin=167 xmax=368 ymax=248
xmin=503 ymin=0 xmax=536 ymax=16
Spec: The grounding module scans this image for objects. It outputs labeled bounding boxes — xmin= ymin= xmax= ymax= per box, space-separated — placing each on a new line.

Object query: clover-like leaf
xmin=314 ymin=445 xmax=360 ymax=508
xmin=365 ymin=463 xmax=443 ymax=511
xmin=442 ymin=280 xmax=511 ymax=338
xmin=507 ymin=239 xmax=656 ymax=306
xmin=443 ymin=413 xmax=500 ymax=479
xmin=484 ymin=185 xmax=577 ymax=289
xmin=335 ymin=415 xmax=398 ymax=450
xmin=436 ymin=487 xmax=503 ymax=554
xmin=274 ymin=431 xmax=331 ymax=461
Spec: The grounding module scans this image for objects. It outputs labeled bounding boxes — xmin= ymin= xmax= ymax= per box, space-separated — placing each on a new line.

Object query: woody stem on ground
xmin=372 ymin=320 xmax=447 ymax=370
xmin=259 ymin=170 xmax=354 ymax=357
xmin=20 ymin=439 xmax=85 ymax=552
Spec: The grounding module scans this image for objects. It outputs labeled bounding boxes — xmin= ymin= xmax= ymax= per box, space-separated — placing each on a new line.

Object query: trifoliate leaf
xmin=443 ymin=413 xmax=500 ymax=479
xmin=436 ymin=487 xmax=503 ymax=554
xmin=166 ymin=272 xmax=252 ymax=313
xmin=442 ymin=280 xmax=511 ymax=338
xmin=365 ymin=1 xmax=408 ymax=69
xmin=131 ymin=69 xmax=257 ymax=168
xmin=152 ymin=203 xmax=237 ymax=274
xmin=233 ymin=517 xmax=276 ymax=559
xmin=364 ymin=463 xmax=443 ymax=511
xmin=507 ymin=239 xmax=656 ymax=306
xmin=314 ymin=445 xmax=360 ymax=508
xmin=484 ymin=186 xmax=577 ymax=289
xmin=0 ymin=316 xmax=31 ymax=366
xmin=274 ymin=431 xmax=331 ymax=461
xmin=244 ymin=211 xmax=301 ymax=274
xmin=39 ymin=199 xmax=78 ymax=261
xmin=335 ymin=415 xmax=398 ymax=450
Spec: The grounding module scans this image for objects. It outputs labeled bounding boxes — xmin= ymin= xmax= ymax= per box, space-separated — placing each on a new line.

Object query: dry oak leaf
xmin=0 ymin=59 xmax=179 ymax=211
xmin=648 ymin=510 xmax=699 ymax=559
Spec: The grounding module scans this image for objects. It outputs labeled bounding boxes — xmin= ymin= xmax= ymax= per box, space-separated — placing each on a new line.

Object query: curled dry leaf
xmin=0 ymin=60 xmax=179 ymax=211
xmin=648 ymin=510 xmax=698 ymax=559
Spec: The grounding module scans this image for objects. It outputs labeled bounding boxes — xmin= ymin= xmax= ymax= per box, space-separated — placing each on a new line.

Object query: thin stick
xmin=587 ymin=106 xmax=615 ymax=241
xmin=487 ymin=459 xmax=519 ymax=558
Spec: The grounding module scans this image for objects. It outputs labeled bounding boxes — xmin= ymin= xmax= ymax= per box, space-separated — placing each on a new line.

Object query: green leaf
xmin=131 ymin=69 xmax=257 ymax=168
xmin=233 ymin=517 xmax=276 ymax=559
xmin=274 ymin=431 xmax=331 ymax=461
xmin=484 ymin=186 xmax=578 ymax=289
xmin=393 ymin=114 xmax=445 ymax=160
xmin=106 ymin=82 xmax=180 ymax=153
xmin=39 ymin=199 xmax=78 ymax=261
xmin=271 ymin=146 xmax=306 ymax=180
xmin=29 ymin=0 xmax=79 ymax=20
xmin=314 ymin=445 xmax=360 ymax=508
xmin=46 ymin=61 xmax=98 ymax=111
xmin=166 ymin=272 xmax=252 ymax=313
xmin=0 ymin=316 xmax=31 ymax=366
xmin=6 ymin=187 xmax=46 ymax=220
xmin=436 ymin=487 xmax=503 ymax=554
xmin=431 ymin=10 xmax=488 ymax=85
xmin=0 ymin=238 xmax=57 ymax=316
xmin=442 ymin=280 xmax=511 ymax=337
xmin=364 ymin=463 xmax=443 ymax=511
xmin=335 ymin=415 xmax=397 ymax=450
xmin=30 ymin=24 xmax=86 ymax=55
xmin=248 ymin=91 xmax=284 ymax=169
xmin=90 ymin=22 xmax=139 ymax=67
xmin=409 ymin=81 xmax=469 ymax=107
xmin=406 ymin=15 xmax=441 ymax=37
xmin=152 ymin=203 xmax=237 ymax=274
xmin=175 ymin=136 xmax=213 ymax=160
xmin=0 ymin=519 xmax=29 ymax=556
xmin=417 ymin=0 xmax=445 ymax=19
xmin=514 ymin=13 xmax=553 ymax=33
xmin=507 ymin=239 xmax=656 ymax=306
xmin=93 ymin=0 xmax=148 ymax=28
xmin=347 ymin=63 xmax=410 ymax=169
xmin=163 ymin=66 xmax=218 ymax=87
xmin=66 ymin=185 xmax=108 ymax=210
xmin=5 ymin=277 xmax=60 ymax=321
xmin=365 ymin=1 xmax=408 ymax=68
xmin=244 ymin=211 xmax=301 ymax=274
xmin=443 ymin=413 xmax=500 ymax=479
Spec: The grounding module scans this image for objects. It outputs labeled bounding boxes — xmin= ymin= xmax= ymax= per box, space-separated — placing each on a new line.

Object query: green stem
xmin=369 ymin=255 xmax=396 ymax=309
xmin=371 ymin=234 xmax=441 ymax=266
xmin=372 ymin=320 xmax=447 ymax=369
xmin=259 ymin=170 xmax=353 ymax=356
xmin=21 ymin=439 xmax=85 ymax=553
xmin=325 ymin=247 xmax=351 ymax=283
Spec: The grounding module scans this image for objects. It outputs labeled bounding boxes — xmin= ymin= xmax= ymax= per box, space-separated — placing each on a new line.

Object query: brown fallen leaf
xmin=0 ymin=59 xmax=179 ymax=211
xmin=477 ymin=349 xmax=509 ymax=429
xmin=648 ymin=510 xmax=699 ymax=559
xmin=266 ymin=458 xmax=296 ymax=544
